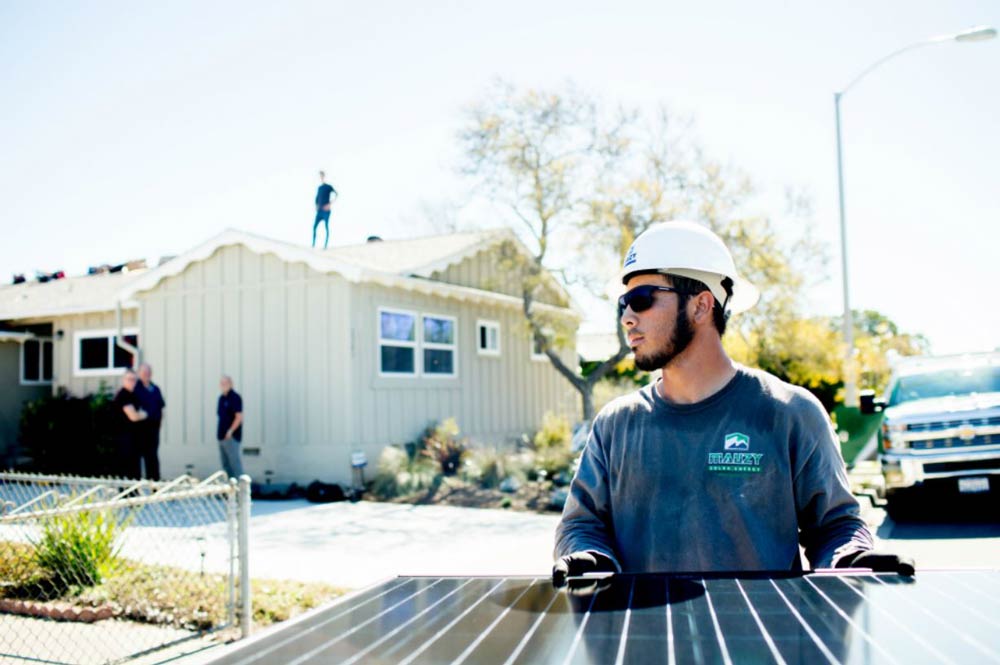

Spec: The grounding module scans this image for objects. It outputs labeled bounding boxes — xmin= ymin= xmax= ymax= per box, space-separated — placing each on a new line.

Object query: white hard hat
xmin=621 ymin=221 xmax=759 ymax=314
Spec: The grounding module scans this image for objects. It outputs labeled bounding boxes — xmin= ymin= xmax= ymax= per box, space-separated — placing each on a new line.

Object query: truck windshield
xmin=889 ymin=365 xmax=1000 ymax=406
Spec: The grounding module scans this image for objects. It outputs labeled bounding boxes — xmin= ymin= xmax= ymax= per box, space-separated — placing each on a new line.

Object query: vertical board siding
xmin=125 ymin=243 xmax=576 ymax=485
xmin=432 ymin=250 xmax=568 ymax=307
xmin=136 ymin=245 xmax=355 ymax=482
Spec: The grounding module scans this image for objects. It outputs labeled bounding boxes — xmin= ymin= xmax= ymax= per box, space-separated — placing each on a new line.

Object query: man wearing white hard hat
xmin=553 ymin=221 xmax=913 ymax=584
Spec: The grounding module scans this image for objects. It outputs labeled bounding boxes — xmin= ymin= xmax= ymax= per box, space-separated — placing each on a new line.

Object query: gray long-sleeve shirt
xmin=555 ymin=366 xmax=873 ymax=572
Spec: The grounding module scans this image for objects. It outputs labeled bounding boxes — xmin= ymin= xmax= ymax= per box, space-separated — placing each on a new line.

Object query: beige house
xmin=1 ymin=229 xmax=580 ymax=483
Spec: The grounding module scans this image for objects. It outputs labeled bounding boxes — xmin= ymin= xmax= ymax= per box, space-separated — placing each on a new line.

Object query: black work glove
xmin=552 ymin=551 xmax=617 ymax=588
xmin=835 ymin=550 xmax=915 ymax=577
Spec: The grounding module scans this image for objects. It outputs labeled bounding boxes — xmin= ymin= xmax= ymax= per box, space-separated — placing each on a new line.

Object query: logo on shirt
xmin=707 ymin=432 xmax=763 ymax=474
xmin=724 ymin=432 xmax=750 ymax=450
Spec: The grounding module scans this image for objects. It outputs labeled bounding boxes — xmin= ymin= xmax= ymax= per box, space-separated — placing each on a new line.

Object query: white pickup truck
xmin=860 ymin=351 xmax=1000 ymax=519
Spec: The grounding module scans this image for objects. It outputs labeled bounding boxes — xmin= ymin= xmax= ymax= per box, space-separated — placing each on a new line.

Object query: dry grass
xmin=0 ymin=540 xmax=343 ymax=631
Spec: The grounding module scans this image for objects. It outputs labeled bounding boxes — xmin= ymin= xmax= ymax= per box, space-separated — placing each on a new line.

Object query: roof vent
xmin=366 ymin=235 xmax=383 ymax=243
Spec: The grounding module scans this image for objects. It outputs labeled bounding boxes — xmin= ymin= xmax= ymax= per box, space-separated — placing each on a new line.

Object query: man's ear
xmin=690 ymin=291 xmax=715 ymax=324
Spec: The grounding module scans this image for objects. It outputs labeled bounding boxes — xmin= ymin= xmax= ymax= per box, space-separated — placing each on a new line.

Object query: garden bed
xmin=0 ymin=541 xmax=342 ymax=630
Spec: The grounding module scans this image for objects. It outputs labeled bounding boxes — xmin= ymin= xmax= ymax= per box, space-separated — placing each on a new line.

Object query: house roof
xmin=0 ymin=229 xmax=579 ymax=323
xmin=0 ymin=270 xmax=143 ymax=322
xmin=118 ymin=228 xmax=579 ymax=316
xmin=324 ymin=229 xmax=513 ymax=276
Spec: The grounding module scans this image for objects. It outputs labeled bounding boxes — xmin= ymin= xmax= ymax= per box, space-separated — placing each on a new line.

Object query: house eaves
xmin=0 ymin=331 xmax=36 ymax=343
xmin=0 ymin=270 xmax=142 ymax=322
xmin=117 ymin=229 xmax=580 ymax=319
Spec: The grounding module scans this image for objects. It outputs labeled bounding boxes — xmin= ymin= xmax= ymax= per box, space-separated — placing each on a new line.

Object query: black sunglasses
xmin=617 ymin=285 xmax=682 ymax=317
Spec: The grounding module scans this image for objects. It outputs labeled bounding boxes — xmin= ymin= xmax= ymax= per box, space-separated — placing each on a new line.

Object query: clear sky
xmin=2 ymin=1 xmax=997 ymax=354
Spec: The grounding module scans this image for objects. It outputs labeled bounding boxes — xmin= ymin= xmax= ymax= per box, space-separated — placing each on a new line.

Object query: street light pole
xmin=834 ymin=25 xmax=996 ymax=407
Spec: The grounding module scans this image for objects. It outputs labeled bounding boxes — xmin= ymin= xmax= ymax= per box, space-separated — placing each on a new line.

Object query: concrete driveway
xmin=247 ymin=499 xmax=562 ymax=589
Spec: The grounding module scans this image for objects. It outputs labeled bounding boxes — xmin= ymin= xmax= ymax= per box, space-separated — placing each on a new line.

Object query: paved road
xmin=868 ymin=500 xmax=1000 ymax=569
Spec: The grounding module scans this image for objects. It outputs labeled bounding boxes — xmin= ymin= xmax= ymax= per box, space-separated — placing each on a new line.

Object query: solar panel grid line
xmin=949 ymin=573 xmax=1000 ymax=612
xmin=916 ymin=576 xmax=1000 ymax=630
xmin=702 ymin=578 xmax=734 ymax=665
xmin=734 ymin=578 xmax=788 ymax=665
xmin=450 ymin=579 xmax=538 ymax=665
xmin=768 ymin=579 xmax=840 ymax=665
xmin=867 ymin=575 xmax=1000 ymax=663
xmin=801 ymin=577 xmax=900 ymax=665
xmin=211 ymin=577 xmax=415 ymax=665
xmin=613 ymin=577 xmax=636 ymax=665
xmin=333 ymin=579 xmax=477 ymax=665
xmin=666 ymin=583 xmax=675 ymax=665
xmin=501 ymin=583 xmax=563 ymax=665
xmin=835 ymin=576 xmax=957 ymax=665
xmin=395 ymin=578 xmax=507 ymax=665
xmin=560 ymin=589 xmax=599 ymax=665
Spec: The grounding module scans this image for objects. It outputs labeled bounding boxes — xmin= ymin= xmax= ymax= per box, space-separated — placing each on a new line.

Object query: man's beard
xmin=634 ymin=305 xmax=695 ymax=372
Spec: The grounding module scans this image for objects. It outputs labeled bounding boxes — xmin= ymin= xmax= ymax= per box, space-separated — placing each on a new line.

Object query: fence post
xmin=227 ymin=478 xmax=237 ymax=628
xmin=238 ymin=474 xmax=252 ymax=638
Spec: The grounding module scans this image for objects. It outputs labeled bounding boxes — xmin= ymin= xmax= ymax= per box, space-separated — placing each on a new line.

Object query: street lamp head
xmin=954 ymin=26 xmax=997 ymax=42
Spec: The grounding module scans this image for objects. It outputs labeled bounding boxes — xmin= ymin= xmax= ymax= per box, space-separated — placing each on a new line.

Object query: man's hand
xmin=836 ymin=550 xmax=915 ymax=576
xmin=552 ymin=551 xmax=617 ymax=588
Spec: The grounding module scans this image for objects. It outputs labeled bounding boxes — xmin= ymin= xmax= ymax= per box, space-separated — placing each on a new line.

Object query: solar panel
xmin=205 ymin=570 xmax=1000 ymax=664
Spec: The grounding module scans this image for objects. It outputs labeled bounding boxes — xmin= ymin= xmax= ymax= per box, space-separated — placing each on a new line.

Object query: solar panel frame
xmin=204 ymin=570 xmax=1000 ymax=665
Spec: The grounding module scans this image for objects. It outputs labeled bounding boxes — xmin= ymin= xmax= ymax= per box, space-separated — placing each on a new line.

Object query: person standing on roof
xmin=312 ymin=170 xmax=338 ymax=249
xmin=553 ymin=220 xmax=914 ymax=585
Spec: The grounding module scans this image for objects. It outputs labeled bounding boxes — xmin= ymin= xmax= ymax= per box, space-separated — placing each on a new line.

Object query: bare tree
xmin=459 ymin=81 xmax=826 ymax=421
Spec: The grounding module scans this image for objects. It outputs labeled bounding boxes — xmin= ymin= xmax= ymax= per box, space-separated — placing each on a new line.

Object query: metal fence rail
xmin=0 ymin=471 xmax=251 ymax=665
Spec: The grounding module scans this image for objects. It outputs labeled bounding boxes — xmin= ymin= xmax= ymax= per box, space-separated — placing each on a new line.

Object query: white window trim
xmin=422 ymin=313 xmax=458 ymax=379
xmin=377 ymin=308 xmax=418 ymax=378
xmin=476 ymin=319 xmax=501 ymax=357
xmin=72 ymin=328 xmax=139 ymax=377
xmin=19 ymin=338 xmax=53 ymax=386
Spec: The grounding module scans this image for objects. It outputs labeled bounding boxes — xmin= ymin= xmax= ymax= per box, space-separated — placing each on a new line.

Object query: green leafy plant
xmin=531 ymin=412 xmax=575 ymax=478
xmin=18 ymin=386 xmax=119 ymax=475
xmin=33 ymin=507 xmax=126 ymax=590
xmin=420 ymin=418 xmax=468 ymax=476
xmin=370 ymin=446 xmax=439 ymax=500
xmin=462 ymin=447 xmax=528 ymax=489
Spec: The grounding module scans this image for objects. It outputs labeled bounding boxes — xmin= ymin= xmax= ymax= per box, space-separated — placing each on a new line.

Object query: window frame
xmin=421 ymin=313 xmax=458 ymax=379
xmin=377 ymin=308 xmax=419 ymax=378
xmin=476 ymin=319 xmax=501 ymax=357
xmin=72 ymin=328 xmax=140 ymax=377
xmin=19 ymin=338 xmax=54 ymax=385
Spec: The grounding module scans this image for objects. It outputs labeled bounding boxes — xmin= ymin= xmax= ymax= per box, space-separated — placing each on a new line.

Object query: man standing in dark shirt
xmin=135 ymin=363 xmax=166 ymax=480
xmin=312 ymin=170 xmax=338 ymax=249
xmin=112 ymin=369 xmax=147 ymax=479
xmin=216 ymin=375 xmax=244 ymax=479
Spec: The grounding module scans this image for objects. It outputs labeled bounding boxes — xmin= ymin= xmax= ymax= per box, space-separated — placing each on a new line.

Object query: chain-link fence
xmin=0 ymin=471 xmax=250 ymax=665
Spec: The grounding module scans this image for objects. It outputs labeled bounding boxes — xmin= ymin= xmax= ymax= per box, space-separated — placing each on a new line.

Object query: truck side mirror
xmin=859 ymin=389 xmax=886 ymax=415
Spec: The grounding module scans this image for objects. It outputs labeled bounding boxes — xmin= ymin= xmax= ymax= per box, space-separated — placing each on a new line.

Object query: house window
xmin=21 ymin=339 xmax=53 ymax=385
xmin=73 ymin=330 xmax=139 ymax=376
xmin=477 ymin=320 xmax=500 ymax=356
xmin=379 ymin=309 xmax=417 ymax=375
xmin=423 ymin=314 xmax=456 ymax=377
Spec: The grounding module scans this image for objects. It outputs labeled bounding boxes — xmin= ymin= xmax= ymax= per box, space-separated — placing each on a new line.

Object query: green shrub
xmin=530 ymin=412 xmax=575 ymax=478
xmin=370 ymin=446 xmax=439 ymax=500
xmin=462 ymin=447 xmax=528 ymax=489
xmin=533 ymin=412 xmax=571 ymax=451
xmin=33 ymin=507 xmax=126 ymax=590
xmin=420 ymin=418 xmax=468 ymax=476
xmin=18 ymin=385 xmax=119 ymax=475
